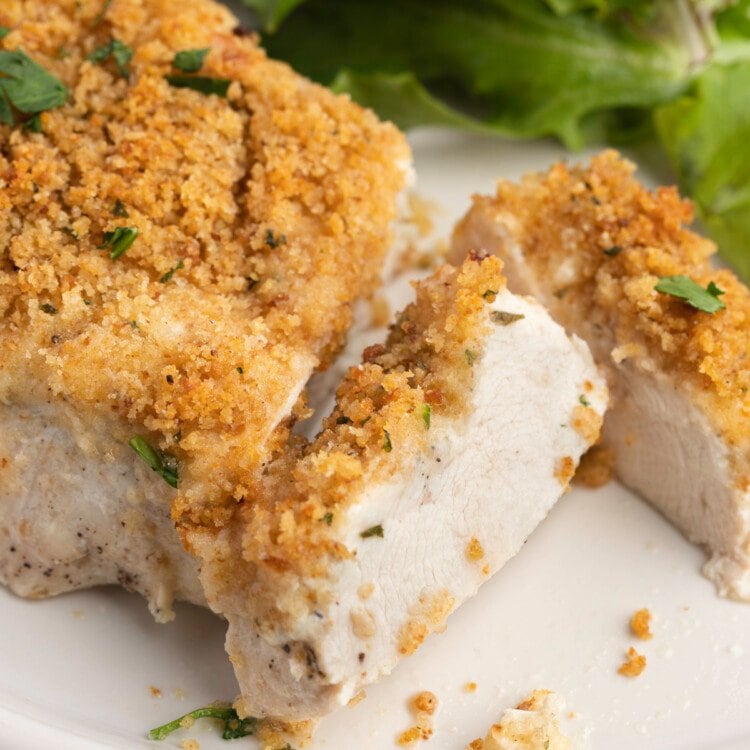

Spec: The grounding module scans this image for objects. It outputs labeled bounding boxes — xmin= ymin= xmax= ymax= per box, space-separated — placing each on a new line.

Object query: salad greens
xmin=655 ymin=275 xmax=727 ymax=312
xmin=242 ymin=0 xmax=750 ymax=280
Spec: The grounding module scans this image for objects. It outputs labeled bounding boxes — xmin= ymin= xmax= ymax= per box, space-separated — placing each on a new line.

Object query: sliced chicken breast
xmin=189 ymin=255 xmax=607 ymax=720
xmin=0 ymin=0 xmax=409 ymax=619
xmin=451 ymin=150 xmax=750 ymax=600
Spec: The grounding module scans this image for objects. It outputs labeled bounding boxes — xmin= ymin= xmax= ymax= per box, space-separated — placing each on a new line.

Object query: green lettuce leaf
xmin=240 ymin=0 xmax=306 ymax=31
xmin=655 ymin=60 xmax=750 ymax=280
xmin=255 ymin=0 xmax=695 ymax=149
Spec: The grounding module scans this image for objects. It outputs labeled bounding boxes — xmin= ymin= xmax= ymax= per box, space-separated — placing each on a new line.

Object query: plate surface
xmin=2 ymin=130 xmax=750 ymax=750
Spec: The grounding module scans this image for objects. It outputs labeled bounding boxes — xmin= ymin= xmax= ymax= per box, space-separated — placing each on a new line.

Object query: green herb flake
xmin=112 ymin=198 xmax=129 ymax=217
xmin=579 ymin=394 xmax=591 ymax=407
xmin=0 ymin=27 xmax=11 ymax=40
xmin=654 ymin=275 xmax=726 ymax=313
xmin=360 ymin=524 xmax=384 ymax=539
xmin=265 ymin=228 xmax=287 ymax=248
xmin=173 ymin=48 xmax=210 ymax=73
xmin=128 ymin=436 xmax=178 ymax=488
xmin=236 ymin=365 xmax=244 ymax=374
xmin=160 ymin=259 xmax=184 ymax=283
xmin=336 ymin=415 xmax=352 ymax=425
xmin=99 ymin=226 xmax=138 ymax=259
xmin=57 ymin=47 xmax=71 ymax=60
xmin=321 ymin=511 xmax=333 ymax=526
xmin=62 ymin=226 xmax=79 ymax=241
xmin=23 ymin=113 xmax=42 ymax=132
xmin=147 ymin=705 xmax=256 ymax=741
xmin=491 ymin=310 xmax=525 ymax=326
xmin=383 ymin=429 xmax=392 ymax=452
xmin=482 ymin=289 xmax=498 ymax=300
xmin=165 ymin=75 xmax=231 ymax=97
xmin=40 ymin=303 xmax=57 ymax=315
xmin=87 ymin=38 xmax=133 ymax=78
xmin=421 ymin=402 xmax=431 ymax=430
xmin=465 ymin=349 xmax=476 ymax=366
xmin=603 ymin=246 xmax=622 ymax=257
xmin=0 ymin=50 xmax=68 ymax=127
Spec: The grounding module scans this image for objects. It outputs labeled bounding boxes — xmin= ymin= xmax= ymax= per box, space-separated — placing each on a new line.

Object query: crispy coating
xmin=238 ymin=256 xmax=504 ymax=577
xmin=0 ymin=1 xmax=409 ymax=527
xmin=455 ymin=151 xmax=750 ymax=463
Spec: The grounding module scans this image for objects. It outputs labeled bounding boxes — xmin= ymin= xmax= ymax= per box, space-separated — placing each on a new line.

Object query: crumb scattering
xmin=618 ymin=646 xmax=647 ymax=677
xmin=464 ymin=682 xmax=478 ymax=693
xmin=466 ymin=537 xmax=485 ymax=561
xmin=630 ymin=608 xmax=653 ymax=640
xmin=149 ymin=685 xmax=162 ymax=698
xmin=480 ymin=690 xmax=571 ymax=749
xmin=179 ymin=740 xmax=200 ymax=750
xmin=574 ymin=444 xmax=614 ymax=488
xmin=412 ymin=690 xmax=438 ymax=715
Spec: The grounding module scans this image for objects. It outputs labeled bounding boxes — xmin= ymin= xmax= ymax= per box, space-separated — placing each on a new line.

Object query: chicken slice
xmin=451 ymin=150 xmax=750 ymax=599
xmin=189 ymin=255 xmax=607 ymax=720
xmin=0 ymin=0 xmax=409 ymax=619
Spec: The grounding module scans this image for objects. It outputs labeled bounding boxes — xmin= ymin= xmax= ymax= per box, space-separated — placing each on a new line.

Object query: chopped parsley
xmin=465 ymin=349 xmax=476 ymax=366
xmin=383 ymin=429 xmax=392 ymax=452
xmin=603 ymin=245 xmax=622 ymax=256
xmin=265 ymin=228 xmax=287 ymax=248
xmin=112 ymin=198 xmax=129 ymax=217
xmin=482 ymin=289 xmax=498 ymax=300
xmin=0 ymin=50 xmax=68 ymax=128
xmin=360 ymin=524 xmax=384 ymax=539
xmin=491 ymin=310 xmax=525 ymax=325
xmin=321 ymin=511 xmax=334 ymax=526
xmin=0 ymin=27 xmax=10 ymax=40
xmin=128 ymin=436 xmax=178 ymax=488
xmin=579 ymin=394 xmax=591 ymax=407
xmin=87 ymin=39 xmax=133 ymax=78
xmin=40 ymin=303 xmax=57 ymax=315
xmin=148 ymin=705 xmax=256 ymax=741
xmin=422 ymin=403 xmax=431 ymax=429
xmin=336 ymin=415 xmax=352 ymax=425
xmin=173 ymin=48 xmax=210 ymax=73
xmin=236 ymin=366 xmax=244 ymax=374
xmin=655 ymin=275 xmax=726 ymax=313
xmin=23 ymin=113 xmax=42 ymax=132
xmin=99 ymin=226 xmax=138 ymax=259
xmin=165 ymin=75 xmax=231 ymax=97
xmin=160 ymin=259 xmax=184 ymax=283
xmin=62 ymin=226 xmax=79 ymax=241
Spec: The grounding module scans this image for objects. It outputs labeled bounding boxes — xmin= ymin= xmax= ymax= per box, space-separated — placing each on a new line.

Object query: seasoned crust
xmin=238 ymin=256 xmax=505 ymax=578
xmin=455 ymin=150 xmax=750 ymax=456
xmin=0 ymin=1 xmax=409 ymax=526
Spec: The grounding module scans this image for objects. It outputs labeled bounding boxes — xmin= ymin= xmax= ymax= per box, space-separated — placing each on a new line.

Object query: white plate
xmin=2 ymin=130 xmax=750 ymax=750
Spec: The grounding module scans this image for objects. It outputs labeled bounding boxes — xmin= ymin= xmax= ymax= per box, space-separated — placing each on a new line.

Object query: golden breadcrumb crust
xmin=618 ymin=646 xmax=646 ymax=677
xmin=0 ymin=1 xmax=409 ymax=528
xmin=630 ymin=607 xmax=653 ymax=640
xmin=238 ymin=256 xmax=504 ymax=578
xmin=457 ymin=151 xmax=750 ymax=459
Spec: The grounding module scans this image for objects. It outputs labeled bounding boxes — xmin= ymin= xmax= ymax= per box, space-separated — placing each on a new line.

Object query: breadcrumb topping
xmin=574 ymin=444 xmax=614 ymax=488
xmin=618 ymin=646 xmax=647 ymax=677
xmin=239 ymin=256 xmax=505 ymax=578
xmin=630 ymin=608 xmax=653 ymax=640
xmin=0 ymin=1 xmax=408 ymax=537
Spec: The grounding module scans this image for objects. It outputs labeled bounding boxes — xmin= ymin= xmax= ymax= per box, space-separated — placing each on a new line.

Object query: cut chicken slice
xmin=451 ymin=150 xmax=750 ymax=600
xmin=0 ymin=0 xmax=409 ymax=619
xmin=189 ymin=255 xmax=607 ymax=720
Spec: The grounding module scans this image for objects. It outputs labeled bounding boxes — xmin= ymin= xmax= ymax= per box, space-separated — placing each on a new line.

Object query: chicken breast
xmin=0 ymin=0 xmax=409 ymax=620
xmin=190 ymin=255 xmax=607 ymax=720
xmin=451 ymin=151 xmax=750 ymax=600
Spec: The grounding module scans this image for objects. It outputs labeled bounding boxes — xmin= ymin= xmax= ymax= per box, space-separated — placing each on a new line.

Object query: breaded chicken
xmin=451 ymin=151 xmax=750 ymax=600
xmin=193 ymin=255 xmax=607 ymax=719
xmin=0 ymin=0 xmax=409 ymax=619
